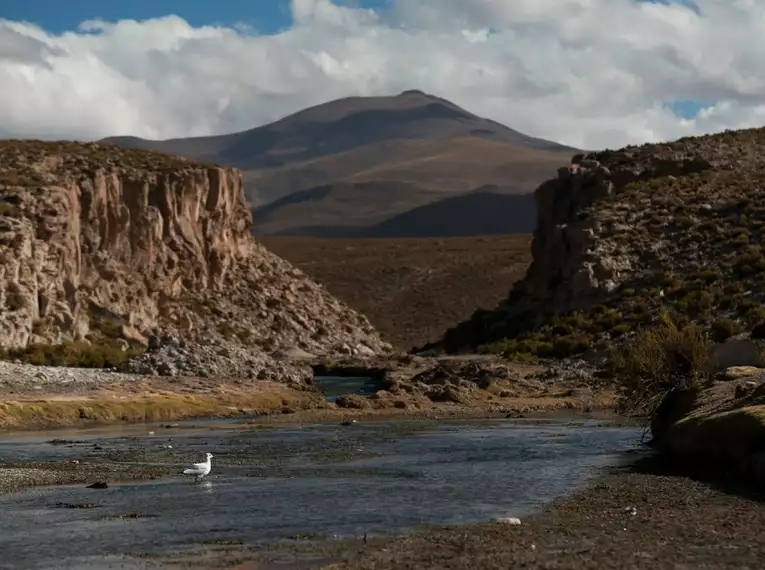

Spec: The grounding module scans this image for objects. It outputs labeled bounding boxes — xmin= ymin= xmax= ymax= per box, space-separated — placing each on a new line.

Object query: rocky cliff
xmin=439 ymin=127 xmax=765 ymax=355
xmin=0 ymin=140 xmax=390 ymax=357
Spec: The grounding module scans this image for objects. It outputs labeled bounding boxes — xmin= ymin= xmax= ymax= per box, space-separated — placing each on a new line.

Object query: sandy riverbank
xmin=0 ymin=376 xmax=326 ymax=430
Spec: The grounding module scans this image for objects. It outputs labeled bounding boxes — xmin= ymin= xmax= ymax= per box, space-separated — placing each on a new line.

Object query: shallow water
xmin=0 ymin=418 xmax=643 ymax=569
xmin=313 ymin=374 xmax=380 ymax=402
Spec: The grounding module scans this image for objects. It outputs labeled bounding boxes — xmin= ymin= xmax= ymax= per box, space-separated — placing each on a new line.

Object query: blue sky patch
xmin=664 ymin=99 xmax=714 ymax=119
xmin=1 ymin=0 xmax=390 ymax=34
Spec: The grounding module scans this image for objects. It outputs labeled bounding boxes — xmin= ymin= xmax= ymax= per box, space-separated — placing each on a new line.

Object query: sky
xmin=1 ymin=0 xmax=764 ymax=149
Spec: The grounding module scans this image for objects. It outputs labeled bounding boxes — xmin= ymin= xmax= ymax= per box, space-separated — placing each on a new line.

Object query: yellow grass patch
xmin=0 ymin=390 xmax=320 ymax=430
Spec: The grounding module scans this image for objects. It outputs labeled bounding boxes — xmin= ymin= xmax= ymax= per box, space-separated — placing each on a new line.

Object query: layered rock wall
xmin=0 ymin=141 xmax=389 ymax=356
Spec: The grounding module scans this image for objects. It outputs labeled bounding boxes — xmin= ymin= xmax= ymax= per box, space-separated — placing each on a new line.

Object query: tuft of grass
xmin=608 ymin=310 xmax=712 ymax=414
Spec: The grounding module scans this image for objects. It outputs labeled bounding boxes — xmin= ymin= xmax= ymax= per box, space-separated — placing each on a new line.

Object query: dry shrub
xmin=609 ymin=310 xmax=712 ymax=414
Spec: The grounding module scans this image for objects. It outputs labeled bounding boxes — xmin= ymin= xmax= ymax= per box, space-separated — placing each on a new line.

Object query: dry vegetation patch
xmin=0 ymin=139 xmax=217 ymax=188
xmin=259 ymin=235 xmax=532 ymax=350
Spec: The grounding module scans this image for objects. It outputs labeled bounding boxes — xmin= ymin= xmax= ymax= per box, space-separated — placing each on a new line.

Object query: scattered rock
xmin=717 ymin=366 xmax=764 ymax=382
xmin=119 ymin=333 xmax=311 ymax=383
xmin=335 ymin=396 xmax=372 ymax=410
xmin=56 ymin=502 xmax=100 ymax=509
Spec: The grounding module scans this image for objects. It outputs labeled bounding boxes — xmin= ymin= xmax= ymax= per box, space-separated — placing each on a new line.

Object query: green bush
xmin=610 ymin=323 xmax=631 ymax=338
xmin=752 ymin=321 xmax=765 ymax=340
xmin=744 ymin=307 xmax=765 ymax=326
xmin=675 ymin=290 xmax=714 ymax=314
xmin=550 ymin=335 xmax=591 ymax=358
xmin=709 ymin=318 xmax=742 ymax=343
xmin=736 ymin=298 xmax=760 ymax=315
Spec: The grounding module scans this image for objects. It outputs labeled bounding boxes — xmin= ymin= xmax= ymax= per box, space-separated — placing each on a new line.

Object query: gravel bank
xmin=0 ymin=461 xmax=171 ymax=496
xmin=0 ymin=361 xmax=140 ymax=394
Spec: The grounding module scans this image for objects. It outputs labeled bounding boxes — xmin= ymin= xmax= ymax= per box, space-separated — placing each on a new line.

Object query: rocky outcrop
xmin=438 ymin=127 xmax=765 ymax=353
xmin=650 ymin=366 xmax=765 ymax=483
xmin=516 ymin=152 xmax=712 ymax=312
xmin=0 ymin=140 xmax=390 ymax=357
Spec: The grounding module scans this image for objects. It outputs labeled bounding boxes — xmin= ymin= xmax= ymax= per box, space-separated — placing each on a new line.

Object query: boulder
xmin=716 ymin=366 xmax=764 ymax=382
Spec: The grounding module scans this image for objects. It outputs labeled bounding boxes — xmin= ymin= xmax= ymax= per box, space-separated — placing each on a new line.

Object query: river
xmin=0 ymin=415 xmax=643 ymax=569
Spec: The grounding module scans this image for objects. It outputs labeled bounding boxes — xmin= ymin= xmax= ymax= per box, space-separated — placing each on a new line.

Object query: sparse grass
xmin=260 ymin=235 xmax=532 ymax=350
xmin=0 ymin=389 xmax=316 ymax=430
xmin=0 ymin=341 xmax=144 ymax=369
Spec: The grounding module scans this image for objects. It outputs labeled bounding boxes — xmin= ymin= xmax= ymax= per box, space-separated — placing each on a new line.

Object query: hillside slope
xmin=0 ymin=140 xmax=389 ymax=357
xmin=257 ymin=190 xmax=536 ymax=237
xmin=435 ymin=127 xmax=765 ymax=356
xmin=362 ymin=190 xmax=536 ymax=238
xmin=101 ymin=91 xmax=576 ymax=236
xmin=260 ymin=235 xmax=533 ymax=350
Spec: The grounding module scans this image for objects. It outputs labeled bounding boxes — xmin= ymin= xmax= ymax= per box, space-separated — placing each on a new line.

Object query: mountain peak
xmin=398 ymin=89 xmax=429 ymax=97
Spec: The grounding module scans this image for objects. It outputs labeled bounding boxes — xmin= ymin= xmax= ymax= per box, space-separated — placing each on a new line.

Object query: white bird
xmin=182 ymin=452 xmax=214 ymax=481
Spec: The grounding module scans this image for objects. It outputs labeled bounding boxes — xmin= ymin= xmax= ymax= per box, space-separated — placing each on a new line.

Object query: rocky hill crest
xmin=438 ymin=127 xmax=765 ymax=356
xmin=102 ymin=90 xmax=575 ymax=237
xmin=0 ymin=140 xmax=389 ymax=357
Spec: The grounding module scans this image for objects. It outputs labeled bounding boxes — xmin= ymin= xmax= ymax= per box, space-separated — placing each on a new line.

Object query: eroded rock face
xmin=0 ymin=141 xmax=390 ymax=357
xmin=512 ymin=151 xmax=712 ymax=314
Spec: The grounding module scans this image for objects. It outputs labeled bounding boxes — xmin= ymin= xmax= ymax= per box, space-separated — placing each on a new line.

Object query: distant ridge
xmin=102 ymin=90 xmax=577 ymax=237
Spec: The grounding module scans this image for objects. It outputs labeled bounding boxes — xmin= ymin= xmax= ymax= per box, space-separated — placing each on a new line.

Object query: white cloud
xmin=1 ymin=0 xmax=765 ymax=149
